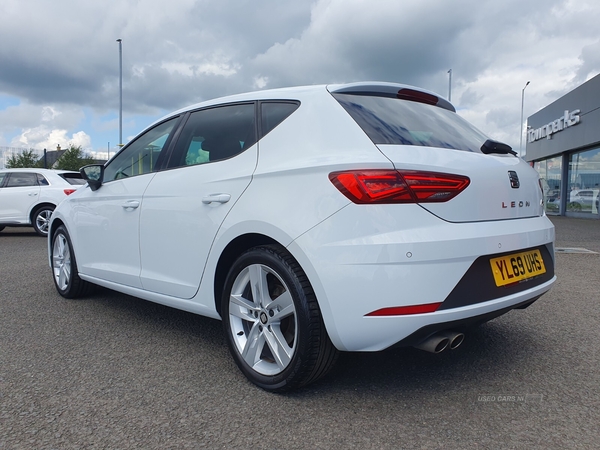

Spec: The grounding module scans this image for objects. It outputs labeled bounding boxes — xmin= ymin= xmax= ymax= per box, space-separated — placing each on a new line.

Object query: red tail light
xmin=329 ymin=170 xmax=470 ymax=204
xmin=64 ymin=189 xmax=76 ymax=196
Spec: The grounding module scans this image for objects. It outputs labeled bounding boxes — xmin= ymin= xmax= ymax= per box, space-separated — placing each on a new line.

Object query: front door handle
xmin=122 ymin=200 xmax=140 ymax=210
xmin=202 ymin=193 xmax=231 ymax=204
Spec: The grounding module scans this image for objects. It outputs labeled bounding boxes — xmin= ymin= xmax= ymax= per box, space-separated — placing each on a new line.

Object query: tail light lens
xmin=329 ymin=170 xmax=470 ymax=204
xmin=64 ymin=189 xmax=76 ymax=196
xmin=365 ymin=302 xmax=442 ymax=316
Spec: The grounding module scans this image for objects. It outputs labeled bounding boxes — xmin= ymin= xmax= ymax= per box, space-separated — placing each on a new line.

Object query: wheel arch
xmin=48 ymin=216 xmax=66 ymax=240
xmin=213 ymin=233 xmax=281 ymax=316
xmin=29 ymin=202 xmax=57 ymax=223
xmin=47 ymin=217 xmax=66 ymax=265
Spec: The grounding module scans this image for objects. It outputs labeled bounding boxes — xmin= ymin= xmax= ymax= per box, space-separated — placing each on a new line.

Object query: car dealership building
xmin=525 ymin=72 xmax=600 ymax=218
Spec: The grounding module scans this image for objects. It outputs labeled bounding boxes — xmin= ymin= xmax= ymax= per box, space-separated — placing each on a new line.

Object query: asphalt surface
xmin=1 ymin=216 xmax=599 ymax=449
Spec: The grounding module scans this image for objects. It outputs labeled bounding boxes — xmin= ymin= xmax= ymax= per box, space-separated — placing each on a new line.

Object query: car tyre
xmin=222 ymin=245 xmax=338 ymax=392
xmin=32 ymin=205 xmax=55 ymax=236
xmin=51 ymin=225 xmax=90 ymax=298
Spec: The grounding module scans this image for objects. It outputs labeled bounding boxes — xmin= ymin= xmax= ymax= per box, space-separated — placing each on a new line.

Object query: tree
xmin=54 ymin=145 xmax=95 ymax=171
xmin=5 ymin=149 xmax=41 ymax=168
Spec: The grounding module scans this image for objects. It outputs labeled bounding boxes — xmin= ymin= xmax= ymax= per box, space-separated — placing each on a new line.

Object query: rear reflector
xmin=329 ymin=170 xmax=470 ymax=204
xmin=64 ymin=189 xmax=76 ymax=196
xmin=365 ymin=303 xmax=442 ymax=316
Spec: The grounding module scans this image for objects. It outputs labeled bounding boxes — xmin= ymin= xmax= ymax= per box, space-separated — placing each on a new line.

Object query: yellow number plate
xmin=490 ymin=249 xmax=546 ymax=287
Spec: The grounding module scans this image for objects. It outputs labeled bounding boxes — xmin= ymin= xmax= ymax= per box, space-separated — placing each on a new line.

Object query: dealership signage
xmin=528 ymin=109 xmax=581 ymax=142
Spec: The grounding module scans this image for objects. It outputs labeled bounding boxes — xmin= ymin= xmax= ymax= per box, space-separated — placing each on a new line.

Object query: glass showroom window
xmin=567 ymin=147 xmax=600 ymax=215
xmin=535 ymin=156 xmax=562 ymax=215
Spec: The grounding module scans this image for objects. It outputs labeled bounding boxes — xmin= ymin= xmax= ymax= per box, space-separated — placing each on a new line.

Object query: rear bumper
xmin=390 ymin=295 xmax=542 ymax=349
xmin=289 ymin=204 xmax=556 ymax=351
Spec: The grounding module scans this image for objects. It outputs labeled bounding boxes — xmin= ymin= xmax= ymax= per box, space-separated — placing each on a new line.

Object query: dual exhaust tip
xmin=413 ymin=331 xmax=464 ymax=354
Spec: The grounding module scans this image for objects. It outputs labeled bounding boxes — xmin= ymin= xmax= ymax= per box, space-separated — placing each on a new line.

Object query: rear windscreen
xmin=332 ymin=93 xmax=489 ymax=152
xmin=59 ymin=173 xmax=87 ymax=185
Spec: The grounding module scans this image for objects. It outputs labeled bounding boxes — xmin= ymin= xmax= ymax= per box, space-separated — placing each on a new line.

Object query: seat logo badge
xmin=508 ymin=171 xmax=520 ymax=189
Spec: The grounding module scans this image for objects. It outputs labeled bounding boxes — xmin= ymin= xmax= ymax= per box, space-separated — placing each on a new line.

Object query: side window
xmin=261 ymin=102 xmax=299 ymax=137
xmin=169 ymin=103 xmax=256 ymax=169
xmin=37 ymin=174 xmax=49 ymax=186
xmin=6 ymin=172 xmax=38 ymax=187
xmin=104 ymin=117 xmax=178 ymax=182
xmin=0 ymin=173 xmax=6 ymax=187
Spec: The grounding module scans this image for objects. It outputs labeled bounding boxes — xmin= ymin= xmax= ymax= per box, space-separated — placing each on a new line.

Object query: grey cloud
xmin=1 ymin=0 xmax=599 ymax=152
xmin=575 ymin=40 xmax=600 ymax=83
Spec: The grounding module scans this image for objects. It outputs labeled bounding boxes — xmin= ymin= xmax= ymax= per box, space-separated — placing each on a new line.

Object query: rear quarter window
xmin=260 ymin=102 xmax=300 ymax=137
xmin=332 ymin=93 xmax=488 ymax=153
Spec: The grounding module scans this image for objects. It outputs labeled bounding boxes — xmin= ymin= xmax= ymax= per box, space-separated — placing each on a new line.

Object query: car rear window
xmin=59 ymin=173 xmax=87 ymax=185
xmin=332 ymin=93 xmax=489 ymax=153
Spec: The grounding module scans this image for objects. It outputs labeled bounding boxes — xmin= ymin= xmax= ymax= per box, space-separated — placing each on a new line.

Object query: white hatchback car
xmin=0 ymin=168 xmax=84 ymax=236
xmin=48 ymin=82 xmax=556 ymax=391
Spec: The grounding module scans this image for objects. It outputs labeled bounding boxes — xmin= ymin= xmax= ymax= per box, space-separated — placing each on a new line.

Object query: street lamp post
xmin=117 ymin=39 xmax=123 ymax=148
xmin=448 ymin=69 xmax=452 ymax=102
xmin=520 ymin=81 xmax=530 ymax=157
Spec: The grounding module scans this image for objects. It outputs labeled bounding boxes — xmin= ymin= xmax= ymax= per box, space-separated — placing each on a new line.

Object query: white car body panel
xmin=0 ymin=184 xmax=41 ymax=222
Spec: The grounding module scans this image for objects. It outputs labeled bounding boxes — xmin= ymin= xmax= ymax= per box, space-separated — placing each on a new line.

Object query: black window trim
xmin=111 ymin=99 xmax=302 ymax=175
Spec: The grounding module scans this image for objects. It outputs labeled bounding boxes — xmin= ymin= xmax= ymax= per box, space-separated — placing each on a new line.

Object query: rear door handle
xmin=202 ymin=193 xmax=231 ymax=204
xmin=122 ymin=200 xmax=140 ymax=210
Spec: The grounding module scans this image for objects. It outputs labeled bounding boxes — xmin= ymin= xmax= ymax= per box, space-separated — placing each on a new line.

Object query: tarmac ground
xmin=0 ymin=216 xmax=599 ymax=449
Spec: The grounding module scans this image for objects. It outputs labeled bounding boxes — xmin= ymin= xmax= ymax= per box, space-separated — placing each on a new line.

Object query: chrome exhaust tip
xmin=413 ymin=335 xmax=450 ymax=354
xmin=413 ymin=331 xmax=465 ymax=353
xmin=443 ymin=331 xmax=465 ymax=350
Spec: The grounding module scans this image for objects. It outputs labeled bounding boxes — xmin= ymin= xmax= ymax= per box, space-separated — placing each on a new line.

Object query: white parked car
xmin=0 ymin=168 xmax=84 ymax=236
xmin=48 ymin=82 xmax=556 ymax=391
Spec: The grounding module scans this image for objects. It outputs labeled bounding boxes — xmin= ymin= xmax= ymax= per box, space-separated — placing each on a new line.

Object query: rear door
xmin=138 ymin=103 xmax=257 ymax=299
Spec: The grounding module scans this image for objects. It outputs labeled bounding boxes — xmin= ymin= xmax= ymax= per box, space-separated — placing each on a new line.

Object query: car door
xmin=71 ymin=117 xmax=179 ymax=288
xmin=0 ymin=172 xmax=41 ymax=222
xmin=138 ymin=103 xmax=257 ymax=298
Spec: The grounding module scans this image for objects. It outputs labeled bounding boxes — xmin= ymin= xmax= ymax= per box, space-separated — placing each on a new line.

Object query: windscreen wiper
xmin=480 ymin=139 xmax=517 ymax=156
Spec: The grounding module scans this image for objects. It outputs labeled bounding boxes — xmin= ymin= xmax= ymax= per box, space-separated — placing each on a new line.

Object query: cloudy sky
xmin=1 ymin=0 xmax=599 ymax=162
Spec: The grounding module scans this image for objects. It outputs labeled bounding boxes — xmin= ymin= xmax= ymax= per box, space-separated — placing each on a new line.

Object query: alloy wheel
xmin=52 ymin=232 xmax=72 ymax=291
xmin=228 ymin=263 xmax=298 ymax=376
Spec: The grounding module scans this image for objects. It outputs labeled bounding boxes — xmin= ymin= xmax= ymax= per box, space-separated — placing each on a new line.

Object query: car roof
xmin=140 ymin=82 xmax=454 ymax=137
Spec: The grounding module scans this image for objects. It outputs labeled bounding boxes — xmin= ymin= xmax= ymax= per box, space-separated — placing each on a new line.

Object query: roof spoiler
xmin=328 ymin=82 xmax=455 ymax=112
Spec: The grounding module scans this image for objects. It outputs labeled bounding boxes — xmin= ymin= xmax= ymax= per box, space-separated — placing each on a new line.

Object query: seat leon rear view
xmin=48 ymin=82 xmax=556 ymax=392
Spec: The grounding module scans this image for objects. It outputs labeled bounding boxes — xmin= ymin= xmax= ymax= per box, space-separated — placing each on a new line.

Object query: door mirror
xmin=80 ymin=165 xmax=104 ymax=191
